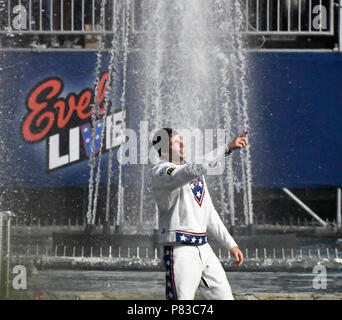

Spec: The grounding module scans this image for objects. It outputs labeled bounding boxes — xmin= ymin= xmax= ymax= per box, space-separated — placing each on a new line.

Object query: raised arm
xmin=152 ymin=143 xmax=232 ymax=191
xmin=152 ymin=131 xmax=249 ymax=192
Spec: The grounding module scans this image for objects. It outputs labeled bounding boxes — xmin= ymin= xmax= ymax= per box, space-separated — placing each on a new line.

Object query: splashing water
xmin=86 ymin=1 xmax=105 ymax=227
xmin=116 ymin=0 xmax=131 ymax=228
xmin=105 ymin=1 xmax=124 ymax=226
xmin=87 ymin=0 xmax=120 ymax=227
xmin=135 ymin=0 xmax=254 ymax=227
xmin=86 ymin=0 xmax=254 ymax=230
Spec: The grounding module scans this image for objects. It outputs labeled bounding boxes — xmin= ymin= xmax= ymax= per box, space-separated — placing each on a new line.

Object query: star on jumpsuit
xmin=180 ymin=234 xmax=187 ymax=241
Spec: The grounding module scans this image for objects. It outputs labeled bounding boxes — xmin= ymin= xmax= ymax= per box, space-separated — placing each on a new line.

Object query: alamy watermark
xmin=47 ymin=120 xmax=235 ymax=175
xmin=312 ymin=265 xmax=327 ymax=290
xmin=12 ymin=265 xmax=27 ymax=290
xmin=114 ymin=124 xmax=230 ymax=175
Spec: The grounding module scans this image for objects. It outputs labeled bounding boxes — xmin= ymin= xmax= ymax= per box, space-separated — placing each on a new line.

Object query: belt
xmin=175 ymin=230 xmax=207 ymax=246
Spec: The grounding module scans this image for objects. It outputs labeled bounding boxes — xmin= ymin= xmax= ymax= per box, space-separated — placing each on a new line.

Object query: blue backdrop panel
xmin=250 ymin=53 xmax=342 ymax=188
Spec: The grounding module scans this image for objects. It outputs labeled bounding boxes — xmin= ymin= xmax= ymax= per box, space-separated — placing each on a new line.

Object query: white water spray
xmin=136 ymin=0 xmax=254 ymax=226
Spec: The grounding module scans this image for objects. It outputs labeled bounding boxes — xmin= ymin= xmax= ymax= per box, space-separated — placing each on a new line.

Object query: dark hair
xmin=152 ymin=128 xmax=178 ymax=157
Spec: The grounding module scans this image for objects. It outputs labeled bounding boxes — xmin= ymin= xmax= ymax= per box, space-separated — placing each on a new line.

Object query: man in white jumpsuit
xmin=151 ymin=128 xmax=248 ymax=300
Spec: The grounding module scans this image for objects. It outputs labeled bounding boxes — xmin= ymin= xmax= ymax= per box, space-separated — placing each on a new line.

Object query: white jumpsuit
xmin=151 ymin=144 xmax=238 ymax=300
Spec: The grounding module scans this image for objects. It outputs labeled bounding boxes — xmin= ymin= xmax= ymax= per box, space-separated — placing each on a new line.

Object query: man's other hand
xmin=231 ymin=246 xmax=244 ymax=267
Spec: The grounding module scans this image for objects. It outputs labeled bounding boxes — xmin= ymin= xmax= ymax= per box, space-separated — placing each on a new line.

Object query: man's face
xmin=169 ymin=134 xmax=187 ymax=164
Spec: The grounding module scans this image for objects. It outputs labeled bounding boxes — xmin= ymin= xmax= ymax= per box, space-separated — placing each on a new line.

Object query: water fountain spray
xmin=116 ymin=0 xmax=131 ymax=232
xmin=135 ymin=0 xmax=254 ymax=230
xmin=104 ymin=1 xmax=123 ymax=234
xmin=85 ymin=0 xmax=108 ymax=232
